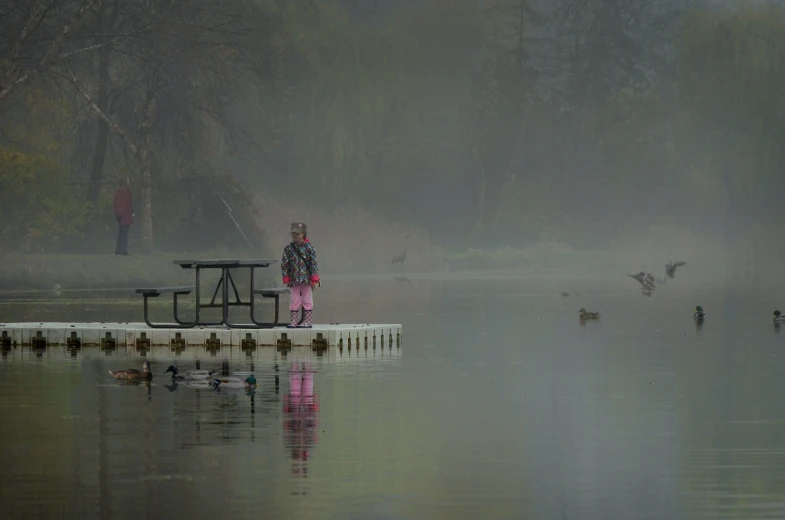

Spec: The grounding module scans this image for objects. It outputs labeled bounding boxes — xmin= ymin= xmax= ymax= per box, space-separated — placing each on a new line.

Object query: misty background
xmin=1 ymin=0 xmax=783 ymax=281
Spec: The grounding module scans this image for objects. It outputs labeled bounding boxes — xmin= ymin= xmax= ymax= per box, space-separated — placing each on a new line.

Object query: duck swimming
xmin=694 ymin=306 xmax=706 ymax=321
xmin=210 ymin=375 xmax=258 ymax=390
xmin=164 ymin=365 xmax=217 ymax=381
xmin=773 ymin=310 xmax=785 ymax=324
xmin=578 ymin=308 xmax=600 ymax=320
xmin=109 ymin=360 xmax=152 ymax=381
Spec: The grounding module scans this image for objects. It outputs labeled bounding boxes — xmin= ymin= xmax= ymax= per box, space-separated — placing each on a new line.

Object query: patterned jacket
xmin=281 ymin=239 xmax=320 ymax=287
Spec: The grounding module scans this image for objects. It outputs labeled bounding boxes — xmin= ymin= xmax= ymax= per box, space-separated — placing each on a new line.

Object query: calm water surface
xmin=2 ymin=275 xmax=785 ymax=519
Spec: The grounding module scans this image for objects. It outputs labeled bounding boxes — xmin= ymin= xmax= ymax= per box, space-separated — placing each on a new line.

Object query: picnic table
xmin=135 ymin=259 xmax=301 ymax=329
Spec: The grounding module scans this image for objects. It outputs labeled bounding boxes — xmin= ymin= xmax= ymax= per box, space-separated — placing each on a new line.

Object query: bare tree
xmin=65 ymin=0 xmax=269 ymax=253
xmin=0 ymin=0 xmax=101 ymax=104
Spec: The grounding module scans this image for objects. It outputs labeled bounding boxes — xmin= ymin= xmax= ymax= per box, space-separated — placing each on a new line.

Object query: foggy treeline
xmin=1 ymin=0 xmax=783 ymax=271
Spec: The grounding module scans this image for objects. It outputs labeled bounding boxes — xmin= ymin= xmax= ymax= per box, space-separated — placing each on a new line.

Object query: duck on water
xmin=578 ymin=308 xmax=600 ymax=321
xmin=210 ymin=375 xmax=258 ymax=390
xmin=109 ymin=360 xmax=152 ymax=381
xmin=164 ymin=365 xmax=217 ymax=381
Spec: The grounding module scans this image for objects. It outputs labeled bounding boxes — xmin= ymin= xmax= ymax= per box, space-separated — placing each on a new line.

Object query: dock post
xmin=222 ymin=360 xmax=229 ymax=375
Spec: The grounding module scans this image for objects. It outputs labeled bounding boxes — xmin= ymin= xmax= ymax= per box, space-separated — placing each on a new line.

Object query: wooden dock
xmin=0 ymin=322 xmax=402 ymax=352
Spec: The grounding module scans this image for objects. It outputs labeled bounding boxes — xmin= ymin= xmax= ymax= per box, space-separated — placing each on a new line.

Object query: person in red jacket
xmin=113 ymin=178 xmax=134 ymax=256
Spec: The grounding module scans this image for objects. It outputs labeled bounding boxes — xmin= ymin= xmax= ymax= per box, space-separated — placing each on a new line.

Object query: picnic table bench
xmin=135 ymin=286 xmax=196 ymax=328
xmin=135 ymin=259 xmax=299 ymax=329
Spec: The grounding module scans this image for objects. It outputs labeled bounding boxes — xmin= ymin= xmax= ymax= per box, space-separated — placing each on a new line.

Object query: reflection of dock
xmin=0 ymin=344 xmax=402 ymax=364
xmin=0 ymin=322 xmax=402 ymax=350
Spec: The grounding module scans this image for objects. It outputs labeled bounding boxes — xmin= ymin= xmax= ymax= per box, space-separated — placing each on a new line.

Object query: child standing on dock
xmin=281 ymin=222 xmax=320 ymax=328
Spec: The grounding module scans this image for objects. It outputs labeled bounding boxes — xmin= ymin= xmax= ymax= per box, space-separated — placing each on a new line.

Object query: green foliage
xmin=0 ymin=147 xmax=90 ymax=252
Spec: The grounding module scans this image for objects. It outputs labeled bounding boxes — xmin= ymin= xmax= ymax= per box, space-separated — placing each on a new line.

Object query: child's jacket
xmin=281 ymin=239 xmax=320 ymax=287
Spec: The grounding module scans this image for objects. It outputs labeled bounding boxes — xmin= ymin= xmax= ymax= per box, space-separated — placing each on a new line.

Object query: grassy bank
xmin=0 ymin=252 xmax=278 ymax=291
xmin=0 ymin=253 xmax=190 ymax=291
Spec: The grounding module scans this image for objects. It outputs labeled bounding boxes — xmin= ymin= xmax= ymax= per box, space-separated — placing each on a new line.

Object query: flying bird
xmin=665 ymin=261 xmax=687 ymax=279
xmin=627 ymin=271 xmax=657 ymax=292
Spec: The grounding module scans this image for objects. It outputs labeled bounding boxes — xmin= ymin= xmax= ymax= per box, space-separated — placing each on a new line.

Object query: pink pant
xmin=289 ymin=284 xmax=313 ymax=311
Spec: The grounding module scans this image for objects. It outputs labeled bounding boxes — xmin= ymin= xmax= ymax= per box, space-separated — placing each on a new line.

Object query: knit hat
xmin=290 ymin=222 xmax=307 ymax=234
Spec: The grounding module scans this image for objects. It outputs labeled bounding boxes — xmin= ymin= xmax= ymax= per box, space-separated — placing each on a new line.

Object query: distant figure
xmin=693 ymin=305 xmax=706 ymax=322
xmin=281 ymin=222 xmax=320 ymax=328
xmin=665 ymin=261 xmax=687 ymax=279
xmin=113 ymin=178 xmax=134 ymax=256
xmin=391 ymin=235 xmax=410 ymax=273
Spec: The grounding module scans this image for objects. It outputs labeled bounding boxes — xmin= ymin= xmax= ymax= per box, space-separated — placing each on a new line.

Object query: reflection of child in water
xmin=283 ymin=362 xmax=319 ymax=476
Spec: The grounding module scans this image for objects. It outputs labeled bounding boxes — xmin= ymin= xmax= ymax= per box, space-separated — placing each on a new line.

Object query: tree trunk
xmin=138 ymin=90 xmax=157 ymax=254
xmin=87 ymin=0 xmax=119 ymax=205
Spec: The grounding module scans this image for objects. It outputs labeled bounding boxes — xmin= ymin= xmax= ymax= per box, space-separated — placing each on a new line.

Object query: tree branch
xmin=10 ymin=0 xmax=44 ymax=62
xmin=65 ymin=69 xmax=140 ymax=157
xmin=0 ymin=0 xmax=100 ymax=103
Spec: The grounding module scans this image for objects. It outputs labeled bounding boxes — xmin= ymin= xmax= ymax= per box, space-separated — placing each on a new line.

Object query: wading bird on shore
xmin=391 ymin=235 xmax=411 ymax=274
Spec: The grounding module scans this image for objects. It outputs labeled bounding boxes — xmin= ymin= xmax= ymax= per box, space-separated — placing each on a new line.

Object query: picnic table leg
xmin=248 ymin=293 xmax=280 ymax=328
xmin=192 ymin=268 xmax=226 ymax=327
xmin=225 ymin=267 xmax=270 ymax=329
xmin=172 ymin=267 xmax=198 ymax=326
xmin=172 ymin=292 xmax=198 ymax=327
xmin=195 ymin=267 xmax=201 ymax=324
xmin=143 ymin=293 xmax=195 ymax=329
xmin=248 ymin=267 xmax=262 ymax=325
xmin=142 ymin=293 xmax=159 ymax=328
xmin=226 ymin=270 xmax=242 ymax=303
xmin=248 ymin=268 xmax=278 ymax=328
xmin=208 ymin=275 xmax=223 ymax=305
xmin=222 ymin=267 xmax=230 ymax=325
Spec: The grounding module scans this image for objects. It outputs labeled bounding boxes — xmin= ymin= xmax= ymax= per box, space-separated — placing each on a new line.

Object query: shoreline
xmin=0 ymin=249 xmax=767 ymax=292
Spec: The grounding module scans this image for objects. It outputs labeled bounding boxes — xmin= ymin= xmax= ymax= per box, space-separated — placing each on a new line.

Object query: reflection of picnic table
xmin=135 ymin=259 xmax=302 ymax=329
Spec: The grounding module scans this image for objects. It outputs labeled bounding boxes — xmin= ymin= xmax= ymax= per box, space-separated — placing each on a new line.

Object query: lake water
xmin=2 ymin=274 xmax=785 ymax=519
